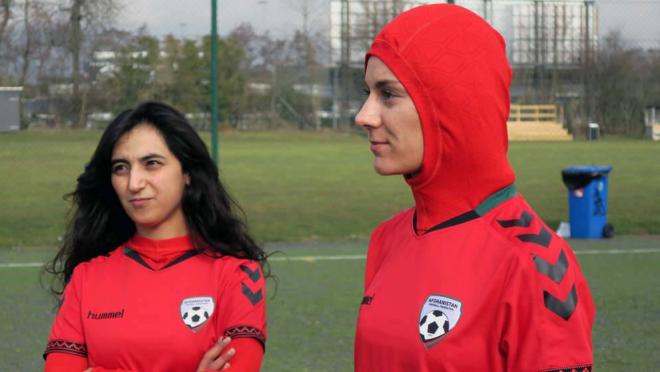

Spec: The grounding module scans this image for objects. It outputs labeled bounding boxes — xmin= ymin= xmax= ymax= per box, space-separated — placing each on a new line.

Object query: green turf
xmin=1 ymin=237 xmax=659 ymax=371
xmin=1 ymin=131 xmax=659 ymax=248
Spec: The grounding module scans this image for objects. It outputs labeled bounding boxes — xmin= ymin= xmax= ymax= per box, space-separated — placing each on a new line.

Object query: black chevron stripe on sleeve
xmin=241 ymin=282 xmax=263 ymax=305
xmin=517 ymin=227 xmax=552 ymax=248
xmin=533 ymin=249 xmax=569 ymax=284
xmin=544 ymin=284 xmax=578 ymax=320
xmin=240 ymin=264 xmax=261 ymax=282
xmin=497 ymin=211 xmax=533 ymax=228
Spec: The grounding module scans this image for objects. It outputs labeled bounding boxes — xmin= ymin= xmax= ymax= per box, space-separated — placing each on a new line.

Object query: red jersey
xmin=355 ymin=187 xmax=594 ymax=371
xmin=355 ymin=4 xmax=594 ymax=371
xmin=44 ymin=235 xmax=266 ymax=372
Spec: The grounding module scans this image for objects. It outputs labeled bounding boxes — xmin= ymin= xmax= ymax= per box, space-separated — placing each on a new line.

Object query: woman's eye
xmin=381 ymin=89 xmax=396 ymax=100
xmin=112 ymin=165 xmax=127 ymax=174
xmin=362 ymin=88 xmax=370 ymax=96
xmin=146 ymin=160 xmax=162 ymax=168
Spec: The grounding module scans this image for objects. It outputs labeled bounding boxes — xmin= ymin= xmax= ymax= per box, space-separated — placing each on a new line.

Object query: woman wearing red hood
xmin=354 ymin=4 xmax=594 ymax=371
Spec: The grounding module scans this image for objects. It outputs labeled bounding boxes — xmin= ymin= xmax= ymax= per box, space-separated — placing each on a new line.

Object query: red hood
xmin=366 ymin=4 xmax=516 ymax=231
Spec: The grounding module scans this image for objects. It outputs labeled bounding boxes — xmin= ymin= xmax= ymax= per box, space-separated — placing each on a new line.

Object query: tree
xmin=64 ymin=0 xmax=121 ymax=127
xmin=594 ymin=31 xmax=647 ymax=136
xmin=99 ymin=34 xmax=160 ymax=113
xmin=202 ymin=35 xmax=248 ymax=127
xmin=0 ymin=0 xmax=10 ymax=46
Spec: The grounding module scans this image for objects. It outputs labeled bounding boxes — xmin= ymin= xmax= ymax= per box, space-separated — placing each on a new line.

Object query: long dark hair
xmin=47 ymin=101 xmax=266 ymax=293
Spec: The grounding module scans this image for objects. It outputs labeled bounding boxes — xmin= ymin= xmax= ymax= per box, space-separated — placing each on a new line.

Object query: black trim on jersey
xmin=124 ymin=246 xmax=200 ymax=271
xmin=415 ymin=185 xmax=517 ymax=235
xmin=224 ymin=325 xmax=266 ymax=350
xmin=517 ymin=227 xmax=552 ymax=248
xmin=544 ymin=284 xmax=578 ymax=320
xmin=415 ymin=210 xmax=480 ymax=235
xmin=534 ymin=249 xmax=569 ymax=284
xmin=43 ymin=339 xmax=88 ymax=360
xmin=542 ymin=365 xmax=592 ymax=372
xmin=497 ymin=211 xmax=533 ymax=228
xmin=162 ymin=250 xmax=200 ymax=269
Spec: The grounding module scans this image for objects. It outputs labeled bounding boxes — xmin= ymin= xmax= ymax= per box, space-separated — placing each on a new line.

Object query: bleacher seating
xmin=507 ymin=104 xmax=572 ymax=141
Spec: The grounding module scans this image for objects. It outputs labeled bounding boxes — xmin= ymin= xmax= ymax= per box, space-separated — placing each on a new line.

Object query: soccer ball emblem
xmin=182 ymin=306 xmax=210 ymax=329
xmin=419 ymin=309 xmax=450 ymax=342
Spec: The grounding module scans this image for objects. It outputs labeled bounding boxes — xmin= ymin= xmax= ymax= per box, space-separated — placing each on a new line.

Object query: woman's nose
xmin=355 ymin=98 xmax=381 ymax=129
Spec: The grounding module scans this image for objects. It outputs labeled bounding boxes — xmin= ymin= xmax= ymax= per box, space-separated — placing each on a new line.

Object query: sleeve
xmin=499 ymin=239 xmax=595 ymax=372
xmin=44 ymin=354 xmax=135 ymax=372
xmin=363 ymin=223 xmax=387 ymax=292
xmin=44 ymin=266 xmax=88 ymax=361
xmin=218 ymin=260 xmax=267 ymax=350
xmin=44 ymin=352 xmax=88 ymax=372
xmin=224 ymin=338 xmax=264 ymax=372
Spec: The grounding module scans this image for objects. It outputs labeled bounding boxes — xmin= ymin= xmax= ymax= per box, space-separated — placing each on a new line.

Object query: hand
xmin=196 ymin=336 xmax=235 ymax=371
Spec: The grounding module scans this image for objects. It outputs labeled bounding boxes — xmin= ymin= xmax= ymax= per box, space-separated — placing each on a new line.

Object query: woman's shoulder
xmin=73 ymin=247 xmax=124 ymax=272
xmin=376 ymin=208 xmax=415 ymax=229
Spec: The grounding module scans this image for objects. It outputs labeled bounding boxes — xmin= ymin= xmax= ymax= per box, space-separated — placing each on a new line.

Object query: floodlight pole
xmin=211 ymin=0 xmax=220 ymax=164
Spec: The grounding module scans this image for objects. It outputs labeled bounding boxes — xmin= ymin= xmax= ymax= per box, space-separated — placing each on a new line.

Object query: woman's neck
xmin=136 ymin=223 xmax=189 ymax=240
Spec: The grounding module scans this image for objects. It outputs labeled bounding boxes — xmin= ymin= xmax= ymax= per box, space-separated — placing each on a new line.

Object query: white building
xmin=329 ymin=0 xmax=598 ymax=67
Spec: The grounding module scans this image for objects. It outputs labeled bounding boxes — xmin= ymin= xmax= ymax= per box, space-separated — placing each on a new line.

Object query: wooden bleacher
xmin=507 ymin=104 xmax=572 ymax=141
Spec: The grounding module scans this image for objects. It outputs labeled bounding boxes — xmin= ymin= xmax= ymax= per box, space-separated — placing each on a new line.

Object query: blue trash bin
xmin=561 ymin=165 xmax=613 ymax=239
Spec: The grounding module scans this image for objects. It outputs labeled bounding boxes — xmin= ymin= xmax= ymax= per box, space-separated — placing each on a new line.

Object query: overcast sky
xmin=118 ymin=0 xmax=660 ymax=47
xmin=117 ymin=0 xmax=326 ymax=38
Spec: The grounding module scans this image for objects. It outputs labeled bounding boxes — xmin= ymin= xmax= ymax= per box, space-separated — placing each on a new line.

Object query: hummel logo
xmin=241 ymin=283 xmax=263 ymax=305
xmin=240 ymin=264 xmax=261 ymax=282
xmin=87 ymin=309 xmax=124 ymax=320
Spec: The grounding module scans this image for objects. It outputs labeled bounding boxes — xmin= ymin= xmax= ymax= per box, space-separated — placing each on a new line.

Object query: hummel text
xmin=87 ymin=309 xmax=125 ymax=320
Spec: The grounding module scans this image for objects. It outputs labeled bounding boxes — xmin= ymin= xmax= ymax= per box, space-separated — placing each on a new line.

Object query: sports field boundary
xmin=2 ymin=248 xmax=659 ymax=269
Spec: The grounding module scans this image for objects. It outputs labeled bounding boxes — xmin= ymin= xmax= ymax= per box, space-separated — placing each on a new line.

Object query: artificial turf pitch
xmin=1 ymin=236 xmax=659 ymax=371
xmin=1 ymin=131 xmax=659 ymax=370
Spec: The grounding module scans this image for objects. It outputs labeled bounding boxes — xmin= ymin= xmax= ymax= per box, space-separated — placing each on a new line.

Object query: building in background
xmin=0 ymin=87 xmax=23 ymax=132
xmin=329 ymin=0 xmax=598 ymax=68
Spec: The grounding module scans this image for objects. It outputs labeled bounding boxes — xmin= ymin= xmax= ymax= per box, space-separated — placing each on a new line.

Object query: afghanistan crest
xmin=418 ymin=294 xmax=462 ymax=348
xmin=180 ymin=296 xmax=215 ymax=332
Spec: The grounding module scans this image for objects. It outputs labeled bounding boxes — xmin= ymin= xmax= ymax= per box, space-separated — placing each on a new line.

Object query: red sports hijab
xmin=366 ymin=4 xmax=516 ymax=231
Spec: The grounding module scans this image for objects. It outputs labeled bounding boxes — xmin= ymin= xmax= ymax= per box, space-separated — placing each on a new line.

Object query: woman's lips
xmin=370 ymin=141 xmax=389 ymax=153
xmin=129 ymin=198 xmax=151 ymax=207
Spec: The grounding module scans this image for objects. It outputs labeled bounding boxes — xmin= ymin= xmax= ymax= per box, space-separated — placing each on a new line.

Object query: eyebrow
xmin=374 ymin=79 xmax=401 ymax=89
xmin=111 ymin=153 xmax=166 ymax=165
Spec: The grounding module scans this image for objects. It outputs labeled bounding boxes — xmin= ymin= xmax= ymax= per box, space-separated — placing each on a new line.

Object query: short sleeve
xmin=217 ymin=260 xmax=267 ymax=349
xmin=364 ymin=223 xmax=387 ymax=291
xmin=44 ymin=265 xmax=88 ymax=360
xmin=500 ymin=241 xmax=595 ymax=372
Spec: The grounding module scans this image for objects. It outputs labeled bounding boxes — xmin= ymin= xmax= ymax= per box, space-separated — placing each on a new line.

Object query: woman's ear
xmin=185 ymin=174 xmax=191 ymax=186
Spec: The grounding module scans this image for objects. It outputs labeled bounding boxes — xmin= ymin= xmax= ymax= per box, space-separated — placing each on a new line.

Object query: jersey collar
xmin=125 ymin=234 xmax=198 ymax=271
xmin=415 ymin=184 xmax=517 ymax=235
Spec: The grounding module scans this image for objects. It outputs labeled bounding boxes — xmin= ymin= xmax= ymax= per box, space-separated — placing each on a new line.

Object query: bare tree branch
xmin=0 ymin=0 xmax=11 ymax=47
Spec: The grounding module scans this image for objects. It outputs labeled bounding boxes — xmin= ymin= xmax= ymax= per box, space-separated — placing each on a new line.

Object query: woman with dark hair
xmin=353 ymin=4 xmax=594 ymax=371
xmin=44 ymin=102 xmax=267 ymax=372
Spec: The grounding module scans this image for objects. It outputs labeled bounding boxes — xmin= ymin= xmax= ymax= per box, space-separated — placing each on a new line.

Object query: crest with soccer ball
xmin=418 ymin=294 xmax=462 ymax=348
xmin=180 ymin=296 xmax=215 ymax=332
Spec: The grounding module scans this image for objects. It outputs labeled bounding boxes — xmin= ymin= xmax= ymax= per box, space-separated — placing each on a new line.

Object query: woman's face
xmin=355 ymin=57 xmax=423 ymax=176
xmin=111 ymin=123 xmax=189 ymax=238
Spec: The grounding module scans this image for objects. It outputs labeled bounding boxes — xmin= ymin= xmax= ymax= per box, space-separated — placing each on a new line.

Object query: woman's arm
xmin=197 ymin=336 xmax=236 ymax=371
xmin=44 ymin=353 xmax=87 ymax=372
xmin=223 ymin=338 xmax=263 ymax=372
xmin=44 ymin=353 xmax=137 ymax=372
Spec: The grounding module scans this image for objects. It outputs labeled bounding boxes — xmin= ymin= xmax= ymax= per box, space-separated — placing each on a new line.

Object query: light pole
xmin=211 ymin=0 xmax=219 ymax=164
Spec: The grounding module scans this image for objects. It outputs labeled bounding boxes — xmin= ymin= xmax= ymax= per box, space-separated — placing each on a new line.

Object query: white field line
xmin=1 ymin=248 xmax=660 ymax=268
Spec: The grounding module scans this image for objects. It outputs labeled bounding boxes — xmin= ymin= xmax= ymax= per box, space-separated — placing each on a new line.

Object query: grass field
xmin=0 ymin=237 xmax=659 ymax=371
xmin=1 ymin=131 xmax=659 ymax=370
xmin=0 ymin=131 xmax=659 ymax=248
